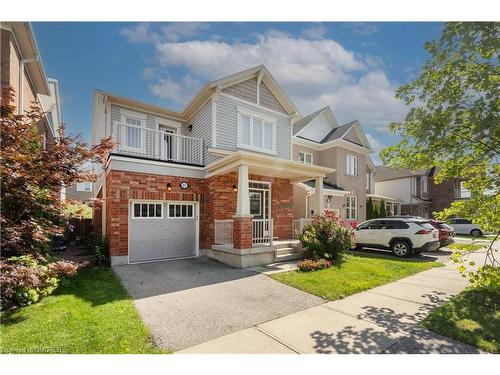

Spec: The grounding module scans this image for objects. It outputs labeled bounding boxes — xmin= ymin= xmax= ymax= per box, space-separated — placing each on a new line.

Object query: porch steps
xmin=275 ymin=242 xmax=303 ymax=262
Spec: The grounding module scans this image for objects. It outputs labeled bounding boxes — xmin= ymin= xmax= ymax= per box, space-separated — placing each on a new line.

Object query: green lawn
xmin=448 ymin=243 xmax=485 ymax=252
xmin=272 ymin=254 xmax=443 ymax=301
xmin=1 ymin=267 xmax=164 ymax=354
xmin=423 ymin=288 xmax=500 ymax=353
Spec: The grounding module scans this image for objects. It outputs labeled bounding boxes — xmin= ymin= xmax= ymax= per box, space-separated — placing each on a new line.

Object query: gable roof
xmin=375 ymin=166 xmax=430 ymax=182
xmin=302 ymin=179 xmax=345 ymax=192
xmin=319 ymin=120 xmax=357 ymax=144
xmin=293 ymin=107 xmax=328 ymax=135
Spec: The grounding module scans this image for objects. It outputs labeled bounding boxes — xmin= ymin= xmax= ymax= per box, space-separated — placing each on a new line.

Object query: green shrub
xmin=297 ymin=258 xmax=332 ymax=272
xmin=298 ymin=210 xmax=355 ymax=262
xmin=0 ymin=255 xmax=79 ymax=310
xmin=81 ymin=233 xmax=109 ymax=266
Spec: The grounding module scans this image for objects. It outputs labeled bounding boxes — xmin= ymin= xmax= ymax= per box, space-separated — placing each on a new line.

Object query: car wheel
xmin=354 ymin=245 xmax=363 ymax=251
xmin=391 ymin=241 xmax=411 ymax=258
xmin=470 ymin=229 xmax=482 ymax=237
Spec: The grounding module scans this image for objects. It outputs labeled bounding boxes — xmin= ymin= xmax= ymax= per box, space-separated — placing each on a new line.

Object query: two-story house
xmin=92 ymin=65 xmax=333 ymax=267
xmin=1 ymin=22 xmax=60 ymax=150
xmin=291 ymin=106 xmax=376 ymax=228
xmin=375 ymin=166 xmax=471 ymax=218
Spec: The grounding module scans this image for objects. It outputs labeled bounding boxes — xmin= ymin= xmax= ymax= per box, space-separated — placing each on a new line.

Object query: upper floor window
xmin=76 ymin=182 xmax=92 ymax=192
xmin=345 ymin=196 xmax=357 ymax=220
xmin=366 ymin=172 xmax=370 ymax=191
xmin=123 ymin=117 xmax=144 ymax=151
xmin=237 ymin=110 xmax=276 ymax=154
xmin=346 ymin=154 xmax=358 ymax=176
xmin=411 ymin=177 xmax=417 ymax=195
xmin=421 ymin=176 xmax=428 ymax=194
xmin=299 ymin=152 xmax=313 ymax=165
xmin=459 ymin=181 xmax=471 ymax=198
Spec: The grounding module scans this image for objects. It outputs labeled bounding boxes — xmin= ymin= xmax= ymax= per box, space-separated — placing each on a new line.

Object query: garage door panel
xmin=129 ymin=202 xmax=197 ymax=263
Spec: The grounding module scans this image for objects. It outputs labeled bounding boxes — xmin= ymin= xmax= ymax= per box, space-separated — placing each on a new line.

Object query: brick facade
xmin=233 ymin=217 xmax=253 ymax=249
xmin=428 ymin=177 xmax=459 ymax=213
xmin=102 ymin=169 xmax=294 ymax=258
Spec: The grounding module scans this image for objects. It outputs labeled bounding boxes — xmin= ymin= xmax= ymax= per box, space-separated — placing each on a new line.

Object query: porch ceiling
xmin=206 ymin=151 xmax=334 ymax=182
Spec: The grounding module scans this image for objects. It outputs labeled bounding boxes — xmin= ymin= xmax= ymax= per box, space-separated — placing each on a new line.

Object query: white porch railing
xmin=111 ymin=122 xmax=204 ymax=165
xmin=253 ymin=219 xmax=273 ymax=246
xmin=214 ymin=219 xmax=233 ymax=245
xmin=292 ymin=218 xmax=313 ymax=238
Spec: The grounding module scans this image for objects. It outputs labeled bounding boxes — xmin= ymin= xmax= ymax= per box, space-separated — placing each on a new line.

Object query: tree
xmin=1 ymin=87 xmax=114 ymax=309
xmin=380 ymin=22 xmax=500 ymax=278
xmin=366 ymin=197 xmax=374 ymax=219
xmin=1 ymin=87 xmax=113 ymax=259
xmin=379 ymin=199 xmax=387 ymax=218
xmin=372 ymin=203 xmax=379 ymax=219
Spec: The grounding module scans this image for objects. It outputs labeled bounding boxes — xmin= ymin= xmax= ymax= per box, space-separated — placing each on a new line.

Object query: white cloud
xmin=149 ymin=75 xmax=200 ymax=103
xmin=366 ymin=133 xmax=386 ymax=164
xmin=161 ymin=22 xmax=210 ymax=42
xmin=126 ymin=29 xmax=407 ymax=134
xmin=346 ymin=23 xmax=379 ymax=36
xmin=301 ymin=23 xmax=327 ymax=40
xmin=120 ymin=23 xmax=151 ymax=43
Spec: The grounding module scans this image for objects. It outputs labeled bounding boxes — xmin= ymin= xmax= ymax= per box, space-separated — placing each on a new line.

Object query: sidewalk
xmin=179 ymin=251 xmax=488 ymax=354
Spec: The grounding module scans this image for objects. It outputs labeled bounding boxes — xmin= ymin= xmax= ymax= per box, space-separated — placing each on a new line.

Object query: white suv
xmin=354 ymin=218 xmax=440 ymax=257
xmin=447 ymin=218 xmax=483 ymax=236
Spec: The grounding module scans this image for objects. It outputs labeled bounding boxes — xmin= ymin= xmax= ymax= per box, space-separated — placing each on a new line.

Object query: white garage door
xmin=129 ymin=201 xmax=198 ymax=263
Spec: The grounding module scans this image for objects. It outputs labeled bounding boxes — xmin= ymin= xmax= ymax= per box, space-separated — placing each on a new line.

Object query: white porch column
xmin=235 ymin=164 xmax=251 ymax=217
xmin=315 ymin=176 xmax=324 ymax=216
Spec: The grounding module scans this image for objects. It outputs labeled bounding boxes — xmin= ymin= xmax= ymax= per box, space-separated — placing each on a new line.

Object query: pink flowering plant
xmin=298 ymin=210 xmax=355 ymax=262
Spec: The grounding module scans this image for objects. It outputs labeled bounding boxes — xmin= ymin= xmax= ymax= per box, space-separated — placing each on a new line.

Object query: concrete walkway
xmin=179 ymin=250 xmax=489 ymax=354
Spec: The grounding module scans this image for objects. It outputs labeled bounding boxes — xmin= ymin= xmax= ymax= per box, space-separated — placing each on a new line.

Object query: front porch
xmin=204 ymin=151 xmax=333 ymax=268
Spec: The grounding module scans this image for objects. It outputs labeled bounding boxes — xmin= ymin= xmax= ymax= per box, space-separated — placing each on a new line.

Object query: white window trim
xmin=346 ymin=154 xmax=358 ymax=176
xmin=236 ymin=107 xmax=277 ymax=155
xmin=345 ymin=195 xmax=357 ymax=220
xmin=250 ymin=192 xmax=262 ymax=217
xmin=76 ymin=182 xmax=92 ymax=192
xmin=421 ymin=176 xmax=428 ymax=193
xmin=119 ymin=115 xmax=147 ymax=153
xmin=299 ymin=151 xmax=313 ymax=165
xmin=132 ymin=201 xmax=164 ymax=219
xmin=167 ymin=203 xmax=195 ymax=219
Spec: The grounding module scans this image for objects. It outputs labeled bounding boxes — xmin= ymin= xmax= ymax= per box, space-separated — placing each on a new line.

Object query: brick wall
xmin=105 ymin=169 xmax=295 ymax=257
xmin=428 ymin=177 xmax=457 ymax=213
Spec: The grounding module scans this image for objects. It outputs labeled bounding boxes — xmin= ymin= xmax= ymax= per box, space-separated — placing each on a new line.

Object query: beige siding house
xmin=292 ymin=107 xmax=377 ymax=226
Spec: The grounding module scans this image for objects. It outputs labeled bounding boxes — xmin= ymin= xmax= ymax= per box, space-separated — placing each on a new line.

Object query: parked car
xmin=354 ymin=218 xmax=440 ymax=258
xmin=428 ymin=220 xmax=455 ymax=247
xmin=447 ymin=218 xmax=483 ymax=236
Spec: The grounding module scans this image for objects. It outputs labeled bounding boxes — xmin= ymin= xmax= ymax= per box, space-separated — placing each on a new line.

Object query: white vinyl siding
xmin=76 ymin=182 xmax=92 ymax=192
xmin=346 ymin=196 xmax=357 ymax=220
xmin=237 ymin=109 xmax=276 ymax=154
xmin=346 ymin=154 xmax=358 ymax=176
xmin=299 ymin=152 xmax=313 ymax=165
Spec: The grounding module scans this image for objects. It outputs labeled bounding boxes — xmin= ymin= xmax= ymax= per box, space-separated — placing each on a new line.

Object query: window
xmin=380 ymin=220 xmax=409 ymax=229
xmin=249 ymin=192 xmax=262 ymax=216
xmin=299 ymin=152 xmax=313 ymax=165
xmin=345 ymin=196 xmax=357 ymax=220
xmin=76 ymin=182 xmax=92 ymax=192
xmin=41 ymin=133 xmax=47 ymax=151
xmin=421 ymin=177 xmax=428 ymax=194
xmin=238 ymin=111 xmax=275 ymax=153
xmin=346 ymin=154 xmax=358 ymax=176
xmin=358 ymin=220 xmax=381 ymax=230
xmin=123 ymin=117 xmax=144 ymax=151
xmin=459 ymin=181 xmax=471 ymax=198
xmin=133 ymin=202 xmax=163 ymax=218
xmin=167 ymin=203 xmax=194 ymax=218
xmin=366 ymin=172 xmax=370 ymax=191
xmin=411 ymin=177 xmax=417 ymax=195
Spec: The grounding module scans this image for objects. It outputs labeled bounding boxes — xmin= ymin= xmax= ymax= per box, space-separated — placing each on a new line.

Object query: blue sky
xmin=33 ymin=22 xmax=443 ymax=163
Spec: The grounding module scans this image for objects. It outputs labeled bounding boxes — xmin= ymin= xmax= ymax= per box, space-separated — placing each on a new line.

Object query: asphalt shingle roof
xmin=302 ymin=179 xmax=345 ymax=191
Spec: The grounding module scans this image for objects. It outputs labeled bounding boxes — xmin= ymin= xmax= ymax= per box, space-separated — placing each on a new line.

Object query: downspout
xmin=19 ymin=55 xmax=40 ymax=115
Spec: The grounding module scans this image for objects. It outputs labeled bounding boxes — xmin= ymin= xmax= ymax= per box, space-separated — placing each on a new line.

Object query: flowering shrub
xmin=0 ymin=256 xmax=80 ymax=310
xmin=297 ymin=258 xmax=332 ymax=272
xmin=298 ymin=210 xmax=355 ymax=261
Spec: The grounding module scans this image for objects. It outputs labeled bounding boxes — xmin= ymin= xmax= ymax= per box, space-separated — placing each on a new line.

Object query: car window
xmin=380 ymin=220 xmax=408 ymax=229
xmin=448 ymin=219 xmax=456 ymax=224
xmin=358 ymin=220 xmax=381 ymax=230
xmin=456 ymin=219 xmax=471 ymax=224
xmin=417 ymin=222 xmax=436 ymax=230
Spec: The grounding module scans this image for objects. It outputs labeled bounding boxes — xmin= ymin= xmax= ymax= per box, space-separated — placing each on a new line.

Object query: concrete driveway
xmin=113 ymin=257 xmax=324 ymax=351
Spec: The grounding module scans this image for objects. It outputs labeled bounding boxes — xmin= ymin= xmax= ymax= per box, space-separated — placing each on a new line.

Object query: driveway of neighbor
xmin=113 ymin=257 xmax=324 ymax=351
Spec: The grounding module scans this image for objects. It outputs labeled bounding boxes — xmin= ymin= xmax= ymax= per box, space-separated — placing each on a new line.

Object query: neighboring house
xmin=92 ymin=65 xmax=332 ymax=267
xmin=374 ymin=166 xmax=470 ymax=218
xmin=0 ymin=22 xmax=60 ymax=150
xmin=291 ymin=106 xmax=376 ymax=226
xmin=64 ymin=181 xmax=93 ymax=203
